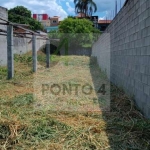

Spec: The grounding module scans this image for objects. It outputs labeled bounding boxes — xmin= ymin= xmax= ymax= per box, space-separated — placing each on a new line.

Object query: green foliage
xmin=0 ymin=67 xmax=7 ymax=80
xmin=14 ymin=53 xmax=46 ymax=67
xmin=54 ymin=18 xmax=100 ymax=47
xmin=59 ymin=18 xmax=95 ymax=33
xmin=29 ymin=118 xmax=71 ymax=140
xmin=0 ymin=125 xmax=10 ymax=140
xmin=11 ymin=94 xmax=34 ymax=107
xmin=67 ymin=15 xmax=76 ymax=19
xmin=37 ymin=55 xmax=46 ymax=62
xmin=8 ymin=6 xmax=44 ymax=31
xmin=9 ymin=6 xmax=31 ymax=18
xmin=48 ymin=30 xmax=60 ymax=39
xmin=14 ymin=54 xmax=32 ymax=65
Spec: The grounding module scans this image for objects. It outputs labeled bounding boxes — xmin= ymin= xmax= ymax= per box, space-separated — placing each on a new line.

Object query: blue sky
xmin=1 ymin=0 xmax=126 ymax=20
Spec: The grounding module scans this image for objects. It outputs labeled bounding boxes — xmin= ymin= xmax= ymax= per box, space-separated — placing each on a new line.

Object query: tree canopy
xmin=59 ymin=17 xmax=99 ymax=33
xmin=8 ymin=6 xmax=44 ymax=31
xmin=48 ymin=18 xmax=100 ymax=48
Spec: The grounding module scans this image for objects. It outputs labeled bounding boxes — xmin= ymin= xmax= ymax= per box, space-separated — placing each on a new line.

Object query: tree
xmin=8 ymin=6 xmax=44 ymax=31
xmin=74 ymin=0 xmax=97 ymax=17
xmin=55 ymin=18 xmax=100 ymax=47
xmin=67 ymin=15 xmax=76 ymax=19
xmin=59 ymin=18 xmax=98 ymax=33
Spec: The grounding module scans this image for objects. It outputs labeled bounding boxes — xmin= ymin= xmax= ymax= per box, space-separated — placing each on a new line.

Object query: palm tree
xmin=74 ymin=0 xmax=97 ymax=17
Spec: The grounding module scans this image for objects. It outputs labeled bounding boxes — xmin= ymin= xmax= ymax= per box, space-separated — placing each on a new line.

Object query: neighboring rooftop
xmin=98 ymin=20 xmax=112 ymax=24
xmin=76 ymin=13 xmax=86 ymax=18
xmin=52 ymin=16 xmax=60 ymax=18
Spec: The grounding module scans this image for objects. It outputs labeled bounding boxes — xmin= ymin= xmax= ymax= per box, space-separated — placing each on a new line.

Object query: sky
xmin=1 ymin=0 xmax=126 ymax=20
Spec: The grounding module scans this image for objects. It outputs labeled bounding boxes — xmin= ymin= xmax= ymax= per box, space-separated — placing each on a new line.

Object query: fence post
xmin=46 ymin=39 xmax=50 ymax=68
xmin=7 ymin=25 xmax=14 ymax=79
xmin=32 ymin=34 xmax=37 ymax=72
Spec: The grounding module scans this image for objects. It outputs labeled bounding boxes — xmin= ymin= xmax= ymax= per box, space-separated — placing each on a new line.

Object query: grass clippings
xmin=0 ymin=53 xmax=150 ymax=150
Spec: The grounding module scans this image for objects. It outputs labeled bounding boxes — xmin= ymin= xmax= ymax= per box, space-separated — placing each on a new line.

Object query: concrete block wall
xmin=92 ymin=0 xmax=150 ymax=118
xmin=13 ymin=37 xmax=29 ymax=54
xmin=13 ymin=36 xmax=46 ymax=55
xmin=0 ymin=6 xmax=46 ymax=66
xmin=0 ymin=7 xmax=8 ymax=66
xmin=92 ymin=33 xmax=110 ymax=78
xmin=0 ymin=35 xmax=46 ymax=66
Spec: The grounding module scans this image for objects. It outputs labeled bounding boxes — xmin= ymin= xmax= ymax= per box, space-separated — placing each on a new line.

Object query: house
xmin=98 ymin=20 xmax=112 ymax=32
xmin=76 ymin=13 xmax=86 ymax=18
xmin=49 ymin=16 xmax=60 ymax=27
xmin=33 ymin=14 xmax=60 ymax=32
xmin=33 ymin=14 xmax=49 ymax=21
xmin=33 ymin=14 xmax=60 ymax=27
xmin=33 ymin=14 xmax=50 ymax=27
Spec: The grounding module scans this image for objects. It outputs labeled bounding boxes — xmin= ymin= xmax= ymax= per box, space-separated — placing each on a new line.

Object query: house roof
xmin=50 ymin=16 xmax=60 ymax=19
xmin=14 ymin=27 xmax=30 ymax=33
xmin=77 ymin=13 xmax=86 ymax=17
xmin=98 ymin=20 xmax=112 ymax=24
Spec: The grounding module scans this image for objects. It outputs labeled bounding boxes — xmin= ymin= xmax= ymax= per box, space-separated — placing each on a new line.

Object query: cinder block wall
xmin=92 ymin=0 xmax=150 ymax=118
xmin=92 ymin=33 xmax=110 ymax=78
xmin=0 ymin=6 xmax=46 ymax=66
xmin=0 ymin=7 xmax=8 ymax=66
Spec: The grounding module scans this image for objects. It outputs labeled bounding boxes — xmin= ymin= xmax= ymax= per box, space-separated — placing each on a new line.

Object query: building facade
xmin=98 ymin=20 xmax=112 ymax=32
xmin=49 ymin=16 xmax=59 ymax=27
xmin=33 ymin=14 xmax=59 ymax=32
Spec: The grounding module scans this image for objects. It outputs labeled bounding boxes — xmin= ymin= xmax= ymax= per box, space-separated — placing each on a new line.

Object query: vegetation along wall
xmin=92 ymin=0 xmax=150 ymax=118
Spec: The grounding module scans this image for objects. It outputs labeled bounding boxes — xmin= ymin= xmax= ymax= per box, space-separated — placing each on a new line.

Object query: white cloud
xmin=66 ymin=2 xmax=74 ymax=14
xmin=2 ymin=0 xmax=68 ymax=20
xmin=99 ymin=17 xmax=105 ymax=20
xmin=3 ymin=2 xmax=16 ymax=9
xmin=1 ymin=0 xmax=126 ymax=20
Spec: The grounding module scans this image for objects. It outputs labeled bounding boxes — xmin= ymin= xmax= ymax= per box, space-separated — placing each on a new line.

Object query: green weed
xmin=11 ymin=94 xmax=34 ymax=107
xmin=0 ymin=67 xmax=7 ymax=80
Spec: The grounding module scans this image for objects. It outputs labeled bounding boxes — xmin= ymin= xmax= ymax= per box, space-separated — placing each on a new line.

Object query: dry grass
xmin=0 ymin=53 xmax=150 ymax=149
xmin=33 ymin=55 xmax=110 ymax=112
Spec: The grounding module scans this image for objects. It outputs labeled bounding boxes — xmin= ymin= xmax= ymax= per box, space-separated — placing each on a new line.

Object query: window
xmin=53 ymin=20 xmax=57 ymax=23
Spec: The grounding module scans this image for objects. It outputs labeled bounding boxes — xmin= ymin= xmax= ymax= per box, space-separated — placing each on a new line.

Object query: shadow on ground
xmin=0 ymin=55 xmax=150 ymax=149
xmin=90 ymin=57 xmax=150 ymax=150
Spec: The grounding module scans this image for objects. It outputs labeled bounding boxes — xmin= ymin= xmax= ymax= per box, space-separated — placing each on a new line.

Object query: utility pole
xmin=115 ymin=0 xmax=117 ymax=16
xmin=32 ymin=35 xmax=37 ymax=72
xmin=120 ymin=0 xmax=122 ymax=10
xmin=7 ymin=25 xmax=14 ymax=79
xmin=46 ymin=39 xmax=50 ymax=68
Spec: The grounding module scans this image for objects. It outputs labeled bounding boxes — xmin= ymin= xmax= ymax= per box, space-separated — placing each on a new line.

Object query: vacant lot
xmin=0 ymin=53 xmax=150 ymax=149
